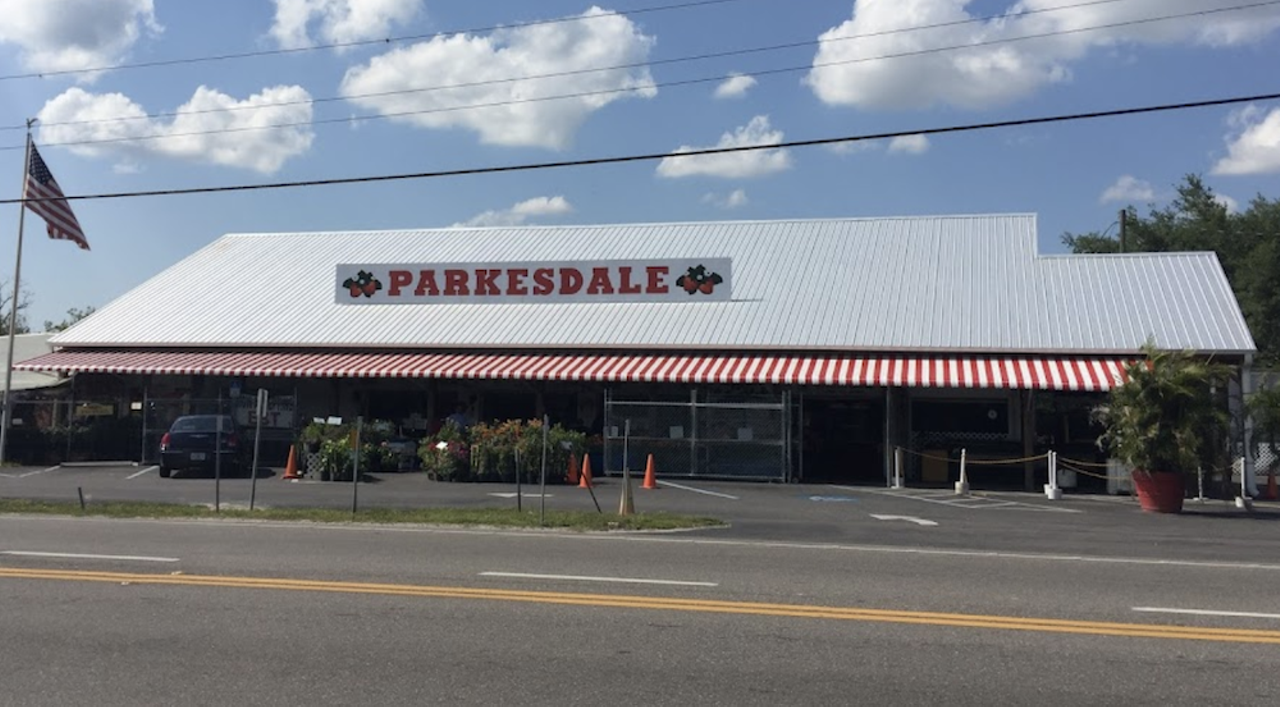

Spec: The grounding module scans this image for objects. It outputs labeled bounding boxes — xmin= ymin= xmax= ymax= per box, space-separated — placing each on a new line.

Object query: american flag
xmin=25 ymin=143 xmax=90 ymax=251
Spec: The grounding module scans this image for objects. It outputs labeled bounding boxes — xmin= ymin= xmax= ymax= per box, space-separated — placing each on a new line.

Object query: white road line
xmin=1 ymin=551 xmax=180 ymax=563
xmin=1133 ymin=607 xmax=1280 ymax=620
xmin=839 ymin=486 xmax=1082 ymax=513
xmin=481 ymin=571 xmax=717 ymax=587
xmin=13 ymin=515 xmax=1280 ymax=573
xmin=127 ymin=466 xmax=158 ymax=480
xmin=18 ymin=466 xmax=62 ymax=478
xmin=870 ymin=514 xmax=939 ymax=526
xmin=659 ymin=481 xmax=739 ymax=500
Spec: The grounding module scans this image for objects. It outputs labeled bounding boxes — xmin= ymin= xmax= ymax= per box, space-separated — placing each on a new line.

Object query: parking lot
xmin=4 ymin=461 xmax=1279 ymax=564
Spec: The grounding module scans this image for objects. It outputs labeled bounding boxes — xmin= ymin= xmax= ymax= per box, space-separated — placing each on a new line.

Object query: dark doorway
xmin=802 ymin=398 xmax=884 ymax=483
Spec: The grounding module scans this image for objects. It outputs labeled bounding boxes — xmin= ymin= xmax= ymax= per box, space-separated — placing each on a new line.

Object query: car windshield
xmin=170 ymin=416 xmax=234 ymax=433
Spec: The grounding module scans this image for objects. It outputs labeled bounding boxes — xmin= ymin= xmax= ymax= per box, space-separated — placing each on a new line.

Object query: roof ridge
xmin=225 ymin=213 xmax=1039 ymax=238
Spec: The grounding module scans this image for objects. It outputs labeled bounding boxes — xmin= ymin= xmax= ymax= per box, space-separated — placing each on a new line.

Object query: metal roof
xmin=51 ymin=215 xmax=1256 ymax=355
xmin=2 ymin=333 xmax=65 ymax=392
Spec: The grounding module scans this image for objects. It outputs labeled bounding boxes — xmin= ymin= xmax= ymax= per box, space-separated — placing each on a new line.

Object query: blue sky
xmin=2 ymin=0 xmax=1280 ymax=328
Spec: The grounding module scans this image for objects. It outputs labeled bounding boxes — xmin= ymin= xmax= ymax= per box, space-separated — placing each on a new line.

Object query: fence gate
xmin=603 ymin=389 xmax=791 ymax=481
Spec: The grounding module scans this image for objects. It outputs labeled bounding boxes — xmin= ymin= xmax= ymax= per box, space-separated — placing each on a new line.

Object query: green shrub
xmin=418 ymin=418 xmax=585 ymax=483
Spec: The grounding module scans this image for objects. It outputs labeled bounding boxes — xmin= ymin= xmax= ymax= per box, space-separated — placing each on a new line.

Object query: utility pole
xmin=1118 ymin=208 xmax=1127 ymax=253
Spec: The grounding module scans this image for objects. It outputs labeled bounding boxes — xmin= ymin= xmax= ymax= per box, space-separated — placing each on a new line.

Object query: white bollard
xmin=955 ymin=448 xmax=969 ymax=495
xmin=1044 ymin=451 xmax=1062 ymax=500
xmin=1191 ymin=466 xmax=1208 ymax=503
xmin=892 ymin=447 xmax=904 ymax=489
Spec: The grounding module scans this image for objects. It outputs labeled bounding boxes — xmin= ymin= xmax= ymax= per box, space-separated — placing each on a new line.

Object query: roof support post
xmin=1023 ymin=389 xmax=1037 ymax=492
xmin=1242 ymin=354 xmax=1259 ymax=498
xmin=883 ymin=386 xmax=892 ymax=487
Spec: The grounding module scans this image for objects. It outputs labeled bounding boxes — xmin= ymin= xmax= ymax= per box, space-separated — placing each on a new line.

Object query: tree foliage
xmin=1062 ymin=175 xmax=1280 ymax=364
xmin=43 ymin=306 xmax=96 ymax=332
xmin=0 ymin=281 xmax=32 ymax=336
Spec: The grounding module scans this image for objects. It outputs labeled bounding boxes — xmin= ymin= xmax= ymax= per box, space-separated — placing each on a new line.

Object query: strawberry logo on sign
xmin=342 ymin=270 xmax=383 ymax=298
xmin=675 ymin=264 xmax=724 ymax=296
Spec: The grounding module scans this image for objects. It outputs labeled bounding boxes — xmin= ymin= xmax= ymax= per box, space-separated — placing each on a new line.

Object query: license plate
xmin=190 ymin=452 xmax=207 ymax=461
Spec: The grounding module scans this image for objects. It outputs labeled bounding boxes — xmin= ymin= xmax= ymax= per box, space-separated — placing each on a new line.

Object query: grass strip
xmin=0 ymin=498 xmax=723 ymax=531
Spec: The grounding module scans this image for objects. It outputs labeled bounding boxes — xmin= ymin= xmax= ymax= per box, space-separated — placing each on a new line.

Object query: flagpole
xmin=0 ymin=119 xmax=34 ymax=466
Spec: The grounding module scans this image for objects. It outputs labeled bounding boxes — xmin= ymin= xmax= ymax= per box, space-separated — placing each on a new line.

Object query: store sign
xmin=334 ymin=259 xmax=732 ymax=304
xmin=233 ymin=397 xmax=295 ymax=429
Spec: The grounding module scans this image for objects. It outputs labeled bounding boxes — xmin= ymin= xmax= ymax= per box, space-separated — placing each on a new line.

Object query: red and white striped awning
xmin=17 ymin=349 xmax=1130 ymax=391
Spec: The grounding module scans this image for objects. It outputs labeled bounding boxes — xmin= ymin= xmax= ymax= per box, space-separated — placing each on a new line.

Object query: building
xmin=15 ymin=215 xmax=1257 ymax=488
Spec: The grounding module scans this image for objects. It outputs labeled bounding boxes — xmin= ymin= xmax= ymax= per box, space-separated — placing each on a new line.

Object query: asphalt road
xmin=3 ymin=462 xmax=1280 ymax=561
xmin=2 ymin=507 xmax=1280 ymax=705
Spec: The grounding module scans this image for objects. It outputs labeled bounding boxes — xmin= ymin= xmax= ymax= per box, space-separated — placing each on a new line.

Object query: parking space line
xmin=127 ymin=466 xmax=158 ymax=480
xmin=835 ymin=486 xmax=1081 ymax=513
xmin=658 ymin=481 xmax=739 ymax=500
xmin=18 ymin=466 xmax=62 ymax=478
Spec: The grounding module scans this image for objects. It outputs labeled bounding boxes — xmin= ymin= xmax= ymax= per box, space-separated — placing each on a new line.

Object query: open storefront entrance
xmin=800 ymin=395 xmax=885 ymax=483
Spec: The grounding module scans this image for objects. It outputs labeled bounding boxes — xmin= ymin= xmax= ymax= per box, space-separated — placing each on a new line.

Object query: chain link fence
xmin=603 ymin=390 xmax=791 ymax=481
xmin=4 ymin=396 xmax=298 ymax=467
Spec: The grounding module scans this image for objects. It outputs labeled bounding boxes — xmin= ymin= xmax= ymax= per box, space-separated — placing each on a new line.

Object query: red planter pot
xmin=1131 ymin=470 xmax=1185 ymax=513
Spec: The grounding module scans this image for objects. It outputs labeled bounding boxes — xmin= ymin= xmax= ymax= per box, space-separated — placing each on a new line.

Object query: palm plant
xmin=1095 ymin=342 xmax=1232 ymax=477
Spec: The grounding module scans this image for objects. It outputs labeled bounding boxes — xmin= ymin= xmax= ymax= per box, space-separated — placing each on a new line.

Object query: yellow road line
xmin=4 ymin=566 xmax=1280 ymax=645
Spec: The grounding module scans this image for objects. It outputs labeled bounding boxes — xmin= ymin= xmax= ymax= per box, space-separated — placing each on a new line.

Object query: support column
xmin=1023 ymin=389 xmax=1036 ymax=492
xmin=883 ymin=387 xmax=907 ymax=486
xmin=1242 ymin=355 xmax=1259 ymax=497
xmin=883 ymin=386 xmax=892 ymax=486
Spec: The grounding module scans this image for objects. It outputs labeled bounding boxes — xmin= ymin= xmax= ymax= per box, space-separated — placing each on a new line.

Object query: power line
xmin=7 ymin=0 xmax=1272 ymax=153
xmin=0 ymin=0 xmax=755 ymax=82
xmin=4 ymin=91 xmax=1278 ymax=207
xmin=1 ymin=0 xmax=1135 ymax=133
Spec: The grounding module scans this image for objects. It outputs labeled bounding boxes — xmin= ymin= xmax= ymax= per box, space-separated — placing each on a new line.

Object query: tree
xmin=1062 ymin=175 xmax=1280 ymax=363
xmin=0 ymin=281 xmax=32 ymax=336
xmin=43 ymin=306 xmax=96 ymax=332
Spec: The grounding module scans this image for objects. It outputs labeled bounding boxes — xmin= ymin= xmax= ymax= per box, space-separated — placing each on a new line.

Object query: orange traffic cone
xmin=578 ymin=454 xmax=593 ymax=489
xmin=566 ymin=453 xmax=580 ymax=485
xmin=642 ymin=454 xmax=658 ymax=490
xmin=282 ymin=444 xmax=301 ymax=480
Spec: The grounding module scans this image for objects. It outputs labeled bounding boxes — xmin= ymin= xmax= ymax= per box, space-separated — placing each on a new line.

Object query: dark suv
xmin=159 ymin=415 xmax=246 ymax=478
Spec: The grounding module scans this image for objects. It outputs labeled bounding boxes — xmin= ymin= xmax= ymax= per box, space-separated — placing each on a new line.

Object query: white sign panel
xmin=335 ymin=259 xmax=732 ymax=304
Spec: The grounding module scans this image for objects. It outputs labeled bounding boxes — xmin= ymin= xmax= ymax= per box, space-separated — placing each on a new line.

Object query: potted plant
xmin=1094 ymin=342 xmax=1231 ymax=513
xmin=300 ymin=421 xmax=328 ymax=454
xmin=418 ymin=422 xmax=470 ymax=482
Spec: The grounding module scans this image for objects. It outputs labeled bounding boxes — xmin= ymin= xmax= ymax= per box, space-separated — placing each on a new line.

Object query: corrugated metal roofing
xmin=51 ymin=215 xmax=1256 ymax=355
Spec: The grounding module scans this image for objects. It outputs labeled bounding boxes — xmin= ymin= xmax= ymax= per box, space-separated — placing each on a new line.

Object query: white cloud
xmin=340 ymin=7 xmax=656 ymax=150
xmin=1212 ymin=105 xmax=1280 ymax=175
xmin=657 ymin=116 xmax=792 ymax=179
xmin=271 ymin=0 xmax=421 ymax=49
xmin=825 ymin=140 xmax=879 ymax=156
xmin=887 ymin=134 xmax=929 ymax=154
xmin=1099 ymin=175 xmax=1155 ymax=204
xmin=454 ymin=196 xmax=574 ymax=227
xmin=1215 ymin=194 xmax=1240 ymax=213
xmin=37 ymin=86 xmax=315 ymax=174
xmin=0 ymin=0 xmax=160 ymax=78
xmin=807 ymin=0 xmax=1280 ymax=110
xmin=714 ymin=73 xmax=757 ymax=99
xmin=702 ymin=189 xmax=749 ymax=209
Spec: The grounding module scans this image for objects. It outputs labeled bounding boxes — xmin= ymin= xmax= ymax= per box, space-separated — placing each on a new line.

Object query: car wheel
xmin=158 ymin=466 xmax=171 ymax=478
